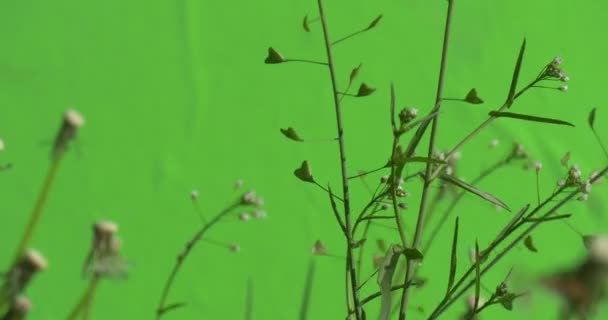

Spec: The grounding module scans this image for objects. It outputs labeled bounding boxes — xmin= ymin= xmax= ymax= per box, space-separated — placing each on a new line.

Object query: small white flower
xmin=398 ymin=203 xmax=408 ymax=210
xmin=190 ymin=189 xmax=199 ymax=200
xmin=557 ymin=179 xmax=566 ymax=187
xmin=582 ymin=180 xmax=592 ymax=194
xmin=553 ymin=56 xmax=563 ymax=66
xmin=380 ymin=204 xmax=390 ymax=211
xmin=229 ymin=243 xmax=241 ymax=253
xmin=578 ymin=194 xmax=588 ymax=202
xmin=239 ymin=213 xmax=251 ymax=221
xmin=489 ymin=139 xmax=499 ymax=149
xmin=234 ymin=179 xmax=244 ymax=189
xmin=252 ymin=210 xmax=267 ymax=219
xmin=559 ymin=85 xmax=568 ymax=92
xmin=380 ymin=175 xmax=389 ymax=184
xmin=534 ymin=161 xmax=543 ymax=173
xmin=407 ymin=108 xmax=418 ymax=118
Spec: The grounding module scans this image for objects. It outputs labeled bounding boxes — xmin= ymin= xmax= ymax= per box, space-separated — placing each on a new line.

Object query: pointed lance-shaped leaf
xmin=265 ymin=47 xmax=286 ymax=64
xmin=489 ymin=111 xmax=574 ymax=127
xmin=302 ymin=15 xmax=311 ymax=32
xmin=447 ymin=217 xmax=460 ymax=296
xmin=377 ymin=245 xmax=402 ymax=320
xmin=506 ymin=38 xmax=527 ymax=107
xmin=464 ymin=88 xmax=484 ymax=104
xmin=349 ymin=63 xmax=363 ymax=86
xmin=589 ymin=107 xmax=597 ymax=130
xmin=440 ymin=173 xmax=511 ymax=211
xmin=366 ymin=14 xmax=383 ymax=30
xmin=524 ymin=235 xmax=538 ymax=253
xmin=356 ymin=83 xmax=376 ymax=97
xmin=299 ymin=259 xmax=316 ymax=320
xmin=294 ymin=160 xmax=315 ymax=183
xmin=280 ymin=127 xmax=304 ymax=142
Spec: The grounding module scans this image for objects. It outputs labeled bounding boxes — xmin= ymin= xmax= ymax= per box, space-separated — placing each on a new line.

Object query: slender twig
xmin=398 ymin=1 xmax=455 ymax=318
xmin=591 ymin=129 xmax=608 ymax=160
xmin=14 ymin=156 xmax=64 ymax=262
xmin=82 ymin=277 xmax=100 ymax=320
xmin=156 ymin=200 xmax=241 ymax=319
xmin=285 ymin=58 xmax=329 ymax=66
xmin=66 ymin=276 xmax=99 ymax=320
xmin=424 ymin=155 xmax=512 ymax=252
xmin=316 ymin=0 xmax=363 ymax=318
xmin=427 ymin=166 xmax=608 ymax=318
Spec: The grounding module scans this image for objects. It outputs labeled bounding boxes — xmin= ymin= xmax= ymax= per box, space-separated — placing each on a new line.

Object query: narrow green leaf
xmin=265 ymin=47 xmax=286 ymax=64
xmin=377 ymin=245 xmax=402 ymax=320
xmin=523 ymin=214 xmax=572 ymax=223
xmin=495 ymin=204 xmax=529 ymax=242
xmin=464 ymin=88 xmax=484 ymax=104
xmin=402 ymin=247 xmax=423 ymax=261
xmin=474 ymin=240 xmax=481 ymax=312
xmin=244 ymin=278 xmax=253 ymax=320
xmin=589 ymin=107 xmax=597 ymax=129
xmin=489 ymin=111 xmax=575 ymax=127
xmin=299 ymin=259 xmax=316 ymax=320
xmin=447 ymin=217 xmax=459 ymax=295
xmin=506 ymin=38 xmax=526 ymax=107
xmin=398 ymin=111 xmax=440 ymax=135
xmin=302 ymin=15 xmax=311 ymax=32
xmin=280 ymin=127 xmax=304 ymax=142
xmin=523 ymin=235 xmax=538 ymax=253
xmin=349 ymin=63 xmax=363 ymax=86
xmin=294 ymin=161 xmax=315 ymax=183
xmin=366 ymin=14 xmax=383 ymax=30
xmin=439 ymin=174 xmax=511 ymax=211
xmin=356 ymin=83 xmax=376 ymax=97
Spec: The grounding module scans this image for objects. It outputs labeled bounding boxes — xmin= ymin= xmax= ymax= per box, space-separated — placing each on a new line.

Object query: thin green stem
xmin=592 ymin=129 xmax=608 ymax=160
xmin=14 ymin=156 xmax=64 ymax=262
xmin=66 ymin=276 xmax=99 ymax=320
xmin=316 ymin=0 xmax=363 ymax=318
xmin=285 ymin=59 xmax=328 ymax=66
xmin=398 ymin=1 xmax=455 ymax=319
xmin=156 ymin=201 xmax=241 ymax=319
xmin=332 ymin=29 xmax=366 ymax=46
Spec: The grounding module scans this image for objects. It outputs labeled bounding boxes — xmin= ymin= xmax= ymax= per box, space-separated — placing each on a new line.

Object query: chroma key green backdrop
xmin=0 ymin=0 xmax=607 ymax=319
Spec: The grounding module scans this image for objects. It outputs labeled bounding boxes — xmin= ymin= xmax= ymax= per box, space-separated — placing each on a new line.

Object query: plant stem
xmin=285 ymin=59 xmax=329 ymax=66
xmin=398 ymin=1 xmax=455 ymax=318
xmin=315 ymin=0 xmax=363 ymax=318
xmin=66 ymin=276 xmax=99 ymax=320
xmin=156 ymin=201 xmax=240 ymax=319
xmin=427 ymin=165 xmax=608 ymax=318
xmin=14 ymin=156 xmax=64 ymax=262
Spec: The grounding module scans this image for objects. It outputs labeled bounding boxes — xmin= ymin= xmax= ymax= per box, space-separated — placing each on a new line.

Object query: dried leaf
xmin=366 ymin=14 xmax=383 ymax=30
xmin=299 ymin=259 xmax=316 ymax=320
xmin=377 ymin=245 xmax=402 ymax=320
xmin=311 ymin=240 xmax=326 ymax=255
xmin=464 ymin=88 xmax=484 ymax=104
xmin=447 ymin=217 xmax=459 ymax=295
xmin=489 ymin=111 xmax=574 ymax=127
xmin=376 ymin=239 xmax=387 ymax=253
xmin=356 ymin=83 xmax=376 ymax=97
xmin=589 ymin=107 xmax=597 ymax=129
xmin=264 ymin=47 xmax=286 ymax=64
xmin=506 ymin=38 xmax=527 ymax=107
xmin=498 ymin=292 xmax=517 ymax=311
xmin=349 ymin=63 xmax=363 ymax=86
xmin=294 ymin=161 xmax=315 ymax=183
xmin=561 ymin=151 xmax=571 ymax=167
xmin=440 ymin=174 xmax=511 ymax=211
xmin=524 ymin=235 xmax=538 ymax=253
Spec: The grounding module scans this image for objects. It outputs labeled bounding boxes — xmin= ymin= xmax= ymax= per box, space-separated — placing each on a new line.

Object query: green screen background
xmin=1 ymin=0 xmax=607 ymax=319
